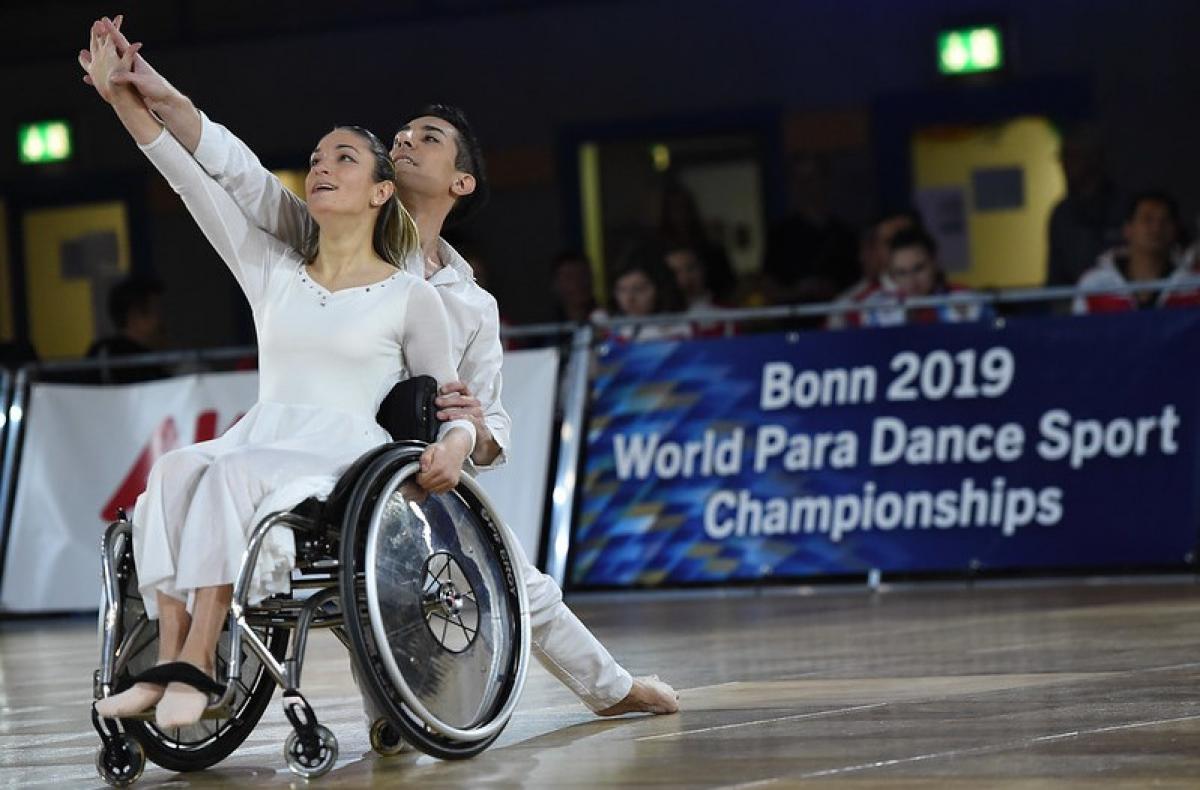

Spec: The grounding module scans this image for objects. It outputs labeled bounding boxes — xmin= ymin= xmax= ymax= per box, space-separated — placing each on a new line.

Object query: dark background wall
xmin=3 ymin=0 xmax=1197 ymax=349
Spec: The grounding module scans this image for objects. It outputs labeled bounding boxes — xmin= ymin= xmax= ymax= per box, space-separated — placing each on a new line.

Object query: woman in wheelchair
xmin=86 ymin=28 xmax=478 ymax=730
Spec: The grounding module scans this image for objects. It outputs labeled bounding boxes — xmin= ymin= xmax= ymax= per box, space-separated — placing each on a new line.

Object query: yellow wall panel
xmin=23 ymin=202 xmax=130 ymax=359
xmin=271 ymin=169 xmax=307 ymax=199
xmin=913 ymin=116 xmax=1065 ymax=289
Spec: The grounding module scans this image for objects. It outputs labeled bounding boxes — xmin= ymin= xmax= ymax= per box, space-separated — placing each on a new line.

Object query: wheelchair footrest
xmin=117 ymin=703 xmax=234 ymax=722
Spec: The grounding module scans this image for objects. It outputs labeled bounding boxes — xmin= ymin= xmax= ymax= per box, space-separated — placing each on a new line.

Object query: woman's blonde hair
xmin=301 ymin=125 xmax=419 ymax=267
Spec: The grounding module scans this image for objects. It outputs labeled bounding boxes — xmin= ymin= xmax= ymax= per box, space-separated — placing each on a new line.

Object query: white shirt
xmin=192 ymin=114 xmax=511 ymax=470
xmin=139 ymin=127 xmax=475 ymax=444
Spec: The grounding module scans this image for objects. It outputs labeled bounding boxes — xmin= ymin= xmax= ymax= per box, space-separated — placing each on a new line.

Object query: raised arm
xmin=192 ymin=114 xmax=315 ymax=252
xmin=80 ymin=23 xmax=159 ymax=146
xmin=89 ymin=16 xmax=315 ymax=253
xmin=81 ymin=26 xmax=288 ymax=307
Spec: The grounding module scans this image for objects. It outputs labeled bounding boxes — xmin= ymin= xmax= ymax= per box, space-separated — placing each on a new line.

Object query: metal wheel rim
xmin=364 ymin=463 xmax=529 ymax=742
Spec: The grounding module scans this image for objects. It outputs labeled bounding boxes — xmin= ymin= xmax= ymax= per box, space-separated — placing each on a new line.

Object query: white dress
xmin=132 ymin=128 xmax=474 ymax=618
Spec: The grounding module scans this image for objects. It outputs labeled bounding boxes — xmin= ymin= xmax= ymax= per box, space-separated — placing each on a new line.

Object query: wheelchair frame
xmin=92 ymin=442 xmax=530 ymax=785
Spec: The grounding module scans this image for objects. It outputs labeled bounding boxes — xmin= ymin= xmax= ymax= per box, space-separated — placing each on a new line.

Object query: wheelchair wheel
xmin=338 ymin=446 xmax=530 ymax=760
xmin=105 ymin=544 xmax=288 ymax=773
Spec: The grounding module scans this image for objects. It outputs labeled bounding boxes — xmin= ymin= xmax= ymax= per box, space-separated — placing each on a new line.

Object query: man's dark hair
xmin=872 ymin=207 xmax=926 ymax=234
xmin=552 ymin=249 xmax=590 ymax=272
xmin=413 ymin=103 xmax=489 ymax=227
xmin=889 ymin=226 xmax=938 ymax=259
xmin=108 ymin=274 xmax=164 ymax=330
xmin=1125 ymin=189 xmax=1181 ymax=227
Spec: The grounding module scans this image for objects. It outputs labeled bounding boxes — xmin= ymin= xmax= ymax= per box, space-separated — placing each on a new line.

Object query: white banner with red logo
xmin=3 ymin=373 xmax=257 ymax=612
xmin=472 ymin=347 xmax=559 ymax=562
xmin=2 ymin=350 xmax=558 ymax=613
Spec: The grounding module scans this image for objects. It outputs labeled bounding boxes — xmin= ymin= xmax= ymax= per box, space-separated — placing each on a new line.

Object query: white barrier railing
xmin=1 ymin=277 xmax=1197 ymax=605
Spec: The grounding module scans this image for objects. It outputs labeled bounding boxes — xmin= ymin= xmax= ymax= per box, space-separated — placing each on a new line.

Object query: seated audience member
xmin=1072 ymin=190 xmax=1199 ymax=313
xmin=827 ymin=208 xmax=923 ymax=329
xmin=1046 ymin=124 xmax=1127 ymax=288
xmin=1184 ymin=234 xmax=1200 ymax=273
xmin=664 ymin=245 xmax=735 ymax=337
xmin=551 ymin=250 xmax=597 ymax=324
xmin=859 ymin=228 xmax=990 ymax=326
xmin=595 ymin=245 xmax=692 ymax=342
xmin=657 ymin=180 xmax=736 ymax=299
xmin=761 ymin=153 xmax=859 ymax=307
xmin=86 ymin=274 xmax=170 ymax=382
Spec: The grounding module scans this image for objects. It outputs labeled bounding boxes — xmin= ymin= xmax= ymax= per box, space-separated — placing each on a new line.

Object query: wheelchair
xmin=91 ymin=440 xmax=531 ymax=786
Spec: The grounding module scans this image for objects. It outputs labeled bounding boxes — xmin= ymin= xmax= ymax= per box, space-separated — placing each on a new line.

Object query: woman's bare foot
xmin=94 ymin=680 xmax=166 ymax=718
xmin=596 ymin=675 xmax=679 ymax=716
xmin=154 ymin=659 xmax=216 ymax=730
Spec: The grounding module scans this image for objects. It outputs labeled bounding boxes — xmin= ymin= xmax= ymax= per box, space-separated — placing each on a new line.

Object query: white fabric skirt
xmin=132 ymin=400 xmax=390 ymax=618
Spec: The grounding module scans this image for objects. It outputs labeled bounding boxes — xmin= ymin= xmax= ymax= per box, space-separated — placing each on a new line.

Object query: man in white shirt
xmin=83 ymin=15 xmax=677 ymax=725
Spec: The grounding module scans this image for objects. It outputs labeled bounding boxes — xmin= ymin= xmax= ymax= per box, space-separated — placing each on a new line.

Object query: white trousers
xmin=133 ymin=443 xmax=336 ymax=619
xmin=513 ymin=530 xmax=633 ymax=711
xmin=357 ymin=524 xmax=632 ymax=717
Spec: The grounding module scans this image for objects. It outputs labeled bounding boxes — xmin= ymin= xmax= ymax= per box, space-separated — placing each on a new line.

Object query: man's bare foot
xmin=596 ymin=675 xmax=679 ymax=716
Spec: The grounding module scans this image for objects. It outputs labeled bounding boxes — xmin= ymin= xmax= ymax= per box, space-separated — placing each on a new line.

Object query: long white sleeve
xmin=403 ymin=278 xmax=477 ymax=451
xmin=139 ymin=128 xmax=293 ymax=308
xmin=191 ymin=113 xmax=316 ymax=254
xmin=458 ymin=297 xmax=512 ymax=471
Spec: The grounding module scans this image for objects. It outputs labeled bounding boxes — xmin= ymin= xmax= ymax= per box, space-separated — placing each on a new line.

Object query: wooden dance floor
xmin=3 ymin=580 xmax=1200 ymax=787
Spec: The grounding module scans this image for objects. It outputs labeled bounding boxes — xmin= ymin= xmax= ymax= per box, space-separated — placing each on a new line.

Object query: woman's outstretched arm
xmin=81 ymin=23 xmax=290 ymax=308
xmin=84 ymin=16 xmax=317 ymax=254
xmin=79 ymin=21 xmax=161 ymax=145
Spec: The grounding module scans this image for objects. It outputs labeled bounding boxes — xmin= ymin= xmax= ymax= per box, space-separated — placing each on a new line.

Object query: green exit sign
xmin=938 ymin=26 xmax=1004 ymax=75
xmin=18 ymin=120 xmax=73 ymax=164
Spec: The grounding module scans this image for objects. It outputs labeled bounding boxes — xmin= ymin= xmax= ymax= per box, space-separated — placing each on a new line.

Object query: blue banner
xmin=572 ymin=310 xmax=1200 ymax=588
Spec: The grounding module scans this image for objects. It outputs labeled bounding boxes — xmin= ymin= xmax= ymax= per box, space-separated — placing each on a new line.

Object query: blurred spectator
xmin=595 ymin=243 xmax=692 ymax=342
xmin=665 ymin=245 xmax=734 ymax=337
xmin=456 ymin=243 xmax=519 ymax=350
xmin=550 ymin=250 xmax=597 ymax=324
xmin=859 ymin=228 xmax=990 ymax=326
xmin=1072 ymin=190 xmax=1199 ymax=313
xmin=828 ymin=208 xmax=924 ymax=329
xmin=1185 ymin=231 xmax=1200 ymax=274
xmin=85 ymin=274 xmax=169 ymax=382
xmin=1046 ymin=124 xmax=1127 ymax=287
xmin=656 ymin=180 xmax=737 ymax=299
xmin=761 ymin=152 xmax=858 ymax=306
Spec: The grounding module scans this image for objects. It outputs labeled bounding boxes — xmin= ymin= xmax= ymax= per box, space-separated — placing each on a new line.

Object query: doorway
xmin=911 ymin=116 xmax=1065 ymax=288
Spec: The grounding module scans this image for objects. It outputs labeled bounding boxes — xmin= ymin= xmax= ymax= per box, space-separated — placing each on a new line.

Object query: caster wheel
xmin=284 ymin=724 xmax=338 ymax=779
xmin=95 ymin=735 xmax=145 ymax=787
xmin=369 ymin=717 xmax=408 ymax=756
